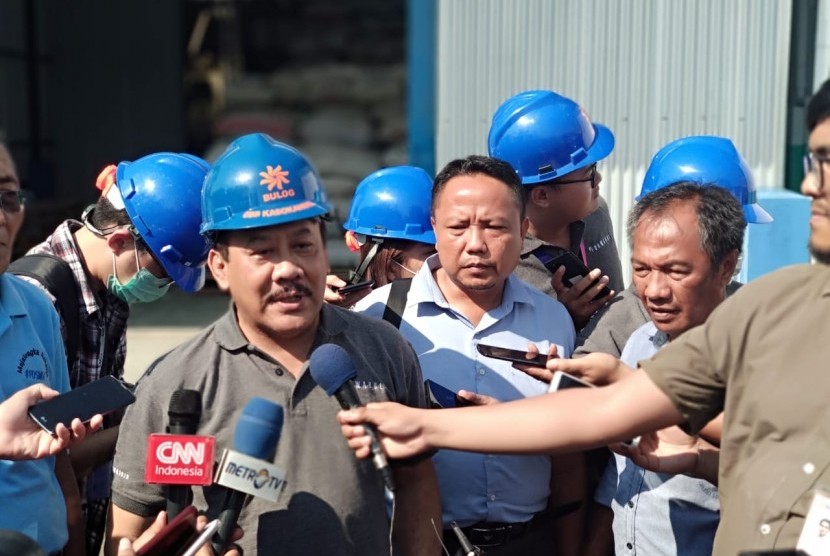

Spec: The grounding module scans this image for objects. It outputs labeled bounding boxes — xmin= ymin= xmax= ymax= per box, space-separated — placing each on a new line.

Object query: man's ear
xmin=105 ymin=228 xmax=133 ymax=255
xmin=207 ymin=248 xmax=230 ymax=291
xmin=520 ymin=215 xmax=530 ymax=237
xmin=528 ymin=186 xmax=549 ymax=208
xmin=717 ymin=250 xmax=740 ymax=286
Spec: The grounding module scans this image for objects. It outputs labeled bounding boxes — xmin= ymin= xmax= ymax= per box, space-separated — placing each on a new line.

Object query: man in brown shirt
xmin=337 ymin=80 xmax=830 ymax=555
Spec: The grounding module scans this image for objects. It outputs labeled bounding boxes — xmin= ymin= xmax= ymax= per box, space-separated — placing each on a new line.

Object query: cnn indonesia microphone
xmin=165 ymin=390 xmax=202 ymax=518
xmin=144 ymin=390 xmax=215 ymax=518
xmin=309 ymin=343 xmax=395 ymax=492
xmin=210 ymin=397 xmax=286 ymax=553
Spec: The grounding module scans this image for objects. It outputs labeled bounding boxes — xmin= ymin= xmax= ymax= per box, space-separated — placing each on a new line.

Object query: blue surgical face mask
xmin=107 ymin=247 xmax=171 ymax=304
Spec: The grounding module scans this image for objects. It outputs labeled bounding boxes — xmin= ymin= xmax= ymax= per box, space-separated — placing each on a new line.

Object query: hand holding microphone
xmin=309 ymin=343 xmax=395 ymax=492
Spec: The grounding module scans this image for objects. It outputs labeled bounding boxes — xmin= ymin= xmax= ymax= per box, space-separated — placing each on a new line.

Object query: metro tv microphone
xmin=309 ymin=343 xmax=395 ymax=492
xmin=210 ymin=397 xmax=286 ymax=553
xmin=145 ymin=390 xmax=215 ymax=518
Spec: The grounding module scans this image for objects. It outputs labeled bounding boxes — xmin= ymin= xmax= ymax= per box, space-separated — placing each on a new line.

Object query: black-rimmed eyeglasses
xmin=549 ymin=163 xmax=598 ymax=187
xmin=804 ymin=152 xmax=828 ymax=192
xmin=0 ymin=190 xmax=26 ymax=213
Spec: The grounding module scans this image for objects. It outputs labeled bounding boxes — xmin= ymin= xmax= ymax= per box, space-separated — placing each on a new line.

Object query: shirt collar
xmin=213 ymin=302 xmax=349 ymax=353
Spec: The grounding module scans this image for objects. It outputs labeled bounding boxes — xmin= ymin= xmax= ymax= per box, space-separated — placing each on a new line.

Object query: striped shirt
xmin=21 ymin=220 xmax=129 ymax=389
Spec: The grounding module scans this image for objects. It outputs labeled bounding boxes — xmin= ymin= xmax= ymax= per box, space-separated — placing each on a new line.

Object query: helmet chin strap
xmin=349 ymin=237 xmax=383 ymax=284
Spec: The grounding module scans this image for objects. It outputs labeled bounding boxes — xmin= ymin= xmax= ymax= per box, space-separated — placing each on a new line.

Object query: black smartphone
xmin=476 ymin=343 xmax=549 ymax=367
xmin=136 ymin=505 xmax=198 ymax=556
xmin=335 ymin=279 xmax=375 ymax=295
xmin=424 ymin=379 xmax=473 ymax=409
xmin=28 ymin=375 xmax=135 ymax=435
xmin=533 ymin=251 xmax=612 ymax=300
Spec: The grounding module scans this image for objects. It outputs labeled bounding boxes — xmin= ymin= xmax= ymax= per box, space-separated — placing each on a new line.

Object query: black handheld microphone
xmin=165 ymin=389 xmax=202 ymax=519
xmin=308 ymin=343 xmax=395 ymax=492
xmin=210 ymin=397 xmax=285 ymax=553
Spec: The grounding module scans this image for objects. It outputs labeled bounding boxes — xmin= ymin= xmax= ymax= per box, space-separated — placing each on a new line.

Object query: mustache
xmin=267 ymin=282 xmax=313 ymax=301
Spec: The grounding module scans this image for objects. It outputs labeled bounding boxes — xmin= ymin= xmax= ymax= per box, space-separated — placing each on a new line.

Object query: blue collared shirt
xmin=354 ymin=255 xmax=575 ymax=526
xmin=0 ymin=273 xmax=71 ymax=553
xmin=594 ymin=321 xmax=720 ymax=555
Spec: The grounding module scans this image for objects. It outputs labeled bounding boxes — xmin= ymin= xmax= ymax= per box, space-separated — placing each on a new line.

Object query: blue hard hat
xmin=488 ymin=90 xmax=615 ymax=185
xmin=639 ymin=136 xmax=773 ymax=224
xmin=200 ymin=133 xmax=331 ymax=235
xmin=116 ymin=152 xmax=211 ymax=292
xmin=344 ymin=166 xmax=435 ymax=245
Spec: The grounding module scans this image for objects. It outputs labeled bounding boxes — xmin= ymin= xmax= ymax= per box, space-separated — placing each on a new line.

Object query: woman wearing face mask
xmin=13 ymin=153 xmax=210 ymax=556
xmin=326 ymin=166 xmax=436 ymax=306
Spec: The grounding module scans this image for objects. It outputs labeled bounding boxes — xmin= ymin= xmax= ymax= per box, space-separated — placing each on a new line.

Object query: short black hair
xmin=432 ymin=155 xmax=526 ymax=220
xmin=85 ymin=197 xmax=154 ymax=253
xmin=627 ymin=182 xmax=747 ymax=269
xmin=807 ymin=78 xmax=830 ymax=132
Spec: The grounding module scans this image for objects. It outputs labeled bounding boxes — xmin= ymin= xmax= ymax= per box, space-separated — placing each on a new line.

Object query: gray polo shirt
xmin=111 ymin=303 xmax=427 ymax=555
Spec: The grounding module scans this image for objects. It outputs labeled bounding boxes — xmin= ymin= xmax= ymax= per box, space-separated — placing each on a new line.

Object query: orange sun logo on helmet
xmin=259 ymin=165 xmax=291 ymax=191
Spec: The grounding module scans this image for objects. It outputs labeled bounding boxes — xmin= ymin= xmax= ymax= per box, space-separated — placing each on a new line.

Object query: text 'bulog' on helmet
xmin=200 ymin=133 xmax=331 ymax=236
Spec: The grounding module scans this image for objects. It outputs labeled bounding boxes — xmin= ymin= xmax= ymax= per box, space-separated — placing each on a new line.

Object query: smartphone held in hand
xmin=476 ymin=343 xmax=549 ymax=367
xmin=535 ymin=251 xmax=612 ymax=300
xmin=424 ymin=380 xmax=474 ymax=409
xmin=28 ymin=375 xmax=135 ymax=435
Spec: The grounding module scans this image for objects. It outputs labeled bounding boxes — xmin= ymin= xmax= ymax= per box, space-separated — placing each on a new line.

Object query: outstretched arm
xmin=339 ymin=372 xmax=683 ymax=458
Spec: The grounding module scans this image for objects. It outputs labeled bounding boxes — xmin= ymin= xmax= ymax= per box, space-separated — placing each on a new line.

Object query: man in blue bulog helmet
xmin=574 ymin=135 xmax=773 ymax=359
xmin=9 ymin=151 xmax=210 ymax=555
xmin=488 ymin=89 xmax=622 ymax=330
xmin=109 ymin=133 xmax=441 ymax=556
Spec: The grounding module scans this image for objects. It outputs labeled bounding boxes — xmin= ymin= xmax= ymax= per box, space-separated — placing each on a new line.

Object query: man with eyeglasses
xmin=0 ymin=142 xmax=78 ymax=554
xmin=11 ymin=153 xmax=210 ymax=555
xmin=488 ymin=90 xmax=621 ymax=331
xmin=805 ymin=81 xmax=830 ymax=196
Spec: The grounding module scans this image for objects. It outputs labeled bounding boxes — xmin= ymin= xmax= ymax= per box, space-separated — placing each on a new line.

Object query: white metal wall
xmin=436 ymin=0 xmax=792 ymax=284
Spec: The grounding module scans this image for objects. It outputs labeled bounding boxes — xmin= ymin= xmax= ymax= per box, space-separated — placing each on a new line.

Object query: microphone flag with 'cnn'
xmin=144 ymin=433 xmax=215 ymax=486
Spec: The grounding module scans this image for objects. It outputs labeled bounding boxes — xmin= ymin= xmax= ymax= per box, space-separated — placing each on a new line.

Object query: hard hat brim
xmin=744 ymin=203 xmax=774 ymax=224
xmin=520 ymin=122 xmax=615 ymax=186
xmin=164 ymin=264 xmax=206 ymax=293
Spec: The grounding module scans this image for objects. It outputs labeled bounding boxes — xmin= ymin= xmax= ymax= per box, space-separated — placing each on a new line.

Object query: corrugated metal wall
xmin=436 ymin=0 xmax=792 ymax=283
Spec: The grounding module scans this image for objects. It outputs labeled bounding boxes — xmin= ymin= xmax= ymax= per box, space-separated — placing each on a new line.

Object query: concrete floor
xmin=123 ymin=287 xmax=229 ymax=383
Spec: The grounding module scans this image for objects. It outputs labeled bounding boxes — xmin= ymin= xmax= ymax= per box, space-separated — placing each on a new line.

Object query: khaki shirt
xmin=641 ymin=264 xmax=830 ymax=555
